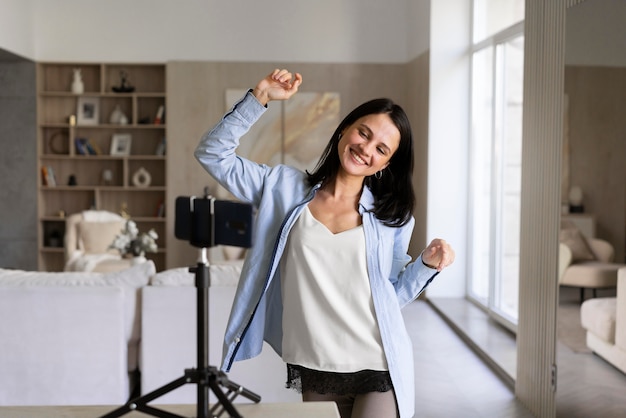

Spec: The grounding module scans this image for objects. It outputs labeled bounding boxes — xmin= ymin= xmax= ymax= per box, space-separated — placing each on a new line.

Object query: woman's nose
xmin=360 ymin=141 xmax=375 ymax=156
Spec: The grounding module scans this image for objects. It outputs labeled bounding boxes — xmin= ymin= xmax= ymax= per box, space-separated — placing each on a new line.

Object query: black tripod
xmin=101 ymin=249 xmax=260 ymax=418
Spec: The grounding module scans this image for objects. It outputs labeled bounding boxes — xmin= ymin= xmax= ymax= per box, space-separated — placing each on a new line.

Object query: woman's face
xmin=337 ymin=113 xmax=401 ymax=178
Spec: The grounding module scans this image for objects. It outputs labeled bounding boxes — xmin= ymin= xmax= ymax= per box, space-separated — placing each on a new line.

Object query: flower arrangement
xmin=110 ymin=220 xmax=158 ymax=257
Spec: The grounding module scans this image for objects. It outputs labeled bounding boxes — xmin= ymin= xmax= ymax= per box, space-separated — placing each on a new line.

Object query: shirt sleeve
xmin=194 ymin=90 xmax=270 ymax=206
xmin=389 ymin=218 xmax=439 ymax=308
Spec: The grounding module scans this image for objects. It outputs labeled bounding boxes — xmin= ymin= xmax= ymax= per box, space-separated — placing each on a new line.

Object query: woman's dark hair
xmin=307 ymin=98 xmax=415 ymax=227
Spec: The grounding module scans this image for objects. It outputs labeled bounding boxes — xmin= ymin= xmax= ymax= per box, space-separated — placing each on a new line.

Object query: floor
xmin=417 ymin=287 xmax=626 ymax=418
xmin=405 ymin=301 xmax=533 ymax=417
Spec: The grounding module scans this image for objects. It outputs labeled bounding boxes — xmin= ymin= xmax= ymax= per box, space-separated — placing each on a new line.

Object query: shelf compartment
xmin=104 ymin=64 xmax=165 ymax=94
xmin=99 ymin=189 xmax=165 ymax=219
xmin=127 ymin=129 xmax=166 ymax=155
xmin=41 ymin=159 xmax=125 ymax=187
xmin=99 ymin=96 xmax=133 ymax=125
xmin=38 ymin=96 xmax=77 ymax=124
xmin=39 ymin=188 xmax=95 ymax=218
xmin=136 ymin=96 xmax=165 ymax=125
xmin=42 ymin=128 xmax=71 ymax=155
xmin=41 ymin=219 xmax=66 ymax=249
xmin=39 ymin=63 xmax=101 ymax=93
xmin=128 ymin=160 xmax=165 ymax=187
xmin=72 ymin=128 xmax=165 ymax=156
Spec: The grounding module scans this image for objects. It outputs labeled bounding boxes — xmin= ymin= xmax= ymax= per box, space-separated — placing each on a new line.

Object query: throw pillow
xmin=79 ymin=220 xmax=125 ymax=254
xmin=150 ymin=261 xmax=243 ymax=287
xmin=560 ymin=221 xmax=596 ymax=262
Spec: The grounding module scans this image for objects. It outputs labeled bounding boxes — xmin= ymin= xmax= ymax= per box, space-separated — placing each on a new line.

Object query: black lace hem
xmin=285 ymin=364 xmax=393 ymax=395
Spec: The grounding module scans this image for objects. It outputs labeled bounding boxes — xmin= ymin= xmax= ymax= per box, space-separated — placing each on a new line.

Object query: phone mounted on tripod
xmin=175 ymin=196 xmax=253 ymax=249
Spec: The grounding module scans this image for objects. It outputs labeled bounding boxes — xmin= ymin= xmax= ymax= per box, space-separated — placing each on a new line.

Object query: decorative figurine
xmin=132 ymin=167 xmax=152 ymax=188
xmin=109 ymin=104 xmax=129 ymax=125
xmin=120 ymin=202 xmax=131 ymax=219
xmin=112 ymin=70 xmax=135 ymax=93
xmin=101 ymin=169 xmax=113 ymax=186
xmin=71 ymin=68 xmax=84 ymax=94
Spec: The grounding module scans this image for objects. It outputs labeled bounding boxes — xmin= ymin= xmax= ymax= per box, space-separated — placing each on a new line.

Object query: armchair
xmin=64 ymin=210 xmax=132 ymax=272
xmin=559 ymin=222 xmax=625 ymax=301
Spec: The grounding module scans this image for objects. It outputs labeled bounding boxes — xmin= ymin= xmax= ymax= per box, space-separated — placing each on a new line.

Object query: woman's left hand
xmin=422 ymin=238 xmax=455 ymax=271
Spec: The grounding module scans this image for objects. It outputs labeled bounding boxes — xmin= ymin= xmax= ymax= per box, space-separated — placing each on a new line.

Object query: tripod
xmin=100 ymin=248 xmax=260 ymax=418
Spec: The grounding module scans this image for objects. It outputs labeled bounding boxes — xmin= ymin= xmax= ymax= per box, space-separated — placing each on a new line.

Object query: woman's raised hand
xmin=252 ymin=69 xmax=302 ymax=106
xmin=422 ymin=238 xmax=455 ymax=272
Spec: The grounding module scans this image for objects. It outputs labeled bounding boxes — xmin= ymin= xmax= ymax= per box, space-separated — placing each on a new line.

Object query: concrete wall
xmin=0 ymin=58 xmax=37 ymax=270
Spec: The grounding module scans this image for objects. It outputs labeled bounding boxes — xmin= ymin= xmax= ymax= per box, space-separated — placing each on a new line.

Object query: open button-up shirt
xmin=194 ymin=91 xmax=438 ymax=418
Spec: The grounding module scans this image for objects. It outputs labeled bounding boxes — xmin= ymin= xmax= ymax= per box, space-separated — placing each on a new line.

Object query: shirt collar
xmin=358 ymin=186 xmax=375 ymax=213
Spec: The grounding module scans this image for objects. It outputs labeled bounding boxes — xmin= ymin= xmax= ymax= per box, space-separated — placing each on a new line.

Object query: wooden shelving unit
xmin=37 ymin=63 xmax=167 ymax=271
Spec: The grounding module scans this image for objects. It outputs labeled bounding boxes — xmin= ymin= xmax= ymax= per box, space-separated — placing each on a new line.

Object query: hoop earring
xmin=375 ymin=170 xmax=383 ymax=180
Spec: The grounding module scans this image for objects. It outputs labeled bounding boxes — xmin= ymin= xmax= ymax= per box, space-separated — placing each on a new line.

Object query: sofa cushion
xmin=580 ymin=297 xmax=616 ymax=344
xmin=560 ymin=223 xmax=596 ymax=262
xmin=560 ymin=262 xmax=621 ymax=288
xmin=150 ymin=261 xmax=242 ymax=287
xmin=0 ymin=261 xmax=155 ymax=372
xmin=79 ymin=220 xmax=125 ymax=254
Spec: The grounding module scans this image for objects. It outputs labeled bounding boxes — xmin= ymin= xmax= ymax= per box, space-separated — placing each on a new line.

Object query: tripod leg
xmin=208 ymin=379 xmax=243 ymax=418
xmin=99 ymin=375 xmax=189 ymax=418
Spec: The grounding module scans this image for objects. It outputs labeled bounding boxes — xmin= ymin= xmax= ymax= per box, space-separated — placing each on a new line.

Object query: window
xmin=468 ymin=1 xmax=524 ymax=330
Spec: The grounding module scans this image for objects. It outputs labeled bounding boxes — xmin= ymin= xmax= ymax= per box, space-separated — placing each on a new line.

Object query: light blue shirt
xmin=194 ymin=91 xmax=438 ymax=418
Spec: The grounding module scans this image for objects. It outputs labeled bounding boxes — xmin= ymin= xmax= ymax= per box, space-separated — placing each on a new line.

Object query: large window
xmin=468 ymin=1 xmax=524 ymax=330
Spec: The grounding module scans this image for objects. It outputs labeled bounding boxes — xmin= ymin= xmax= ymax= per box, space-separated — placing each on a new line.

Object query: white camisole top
xmin=280 ymin=205 xmax=388 ymax=372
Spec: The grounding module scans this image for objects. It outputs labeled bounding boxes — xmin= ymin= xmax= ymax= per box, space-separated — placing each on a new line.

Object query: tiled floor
xmin=420 ymin=287 xmax=626 ymax=418
xmin=404 ymin=301 xmax=533 ymax=417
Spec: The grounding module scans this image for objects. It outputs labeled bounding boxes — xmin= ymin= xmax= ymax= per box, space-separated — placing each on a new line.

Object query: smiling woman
xmin=194 ymin=69 xmax=455 ymax=418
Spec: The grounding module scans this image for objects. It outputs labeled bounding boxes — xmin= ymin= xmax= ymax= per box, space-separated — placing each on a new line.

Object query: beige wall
xmin=166 ymin=59 xmax=430 ymax=268
xmin=564 ymin=65 xmax=626 ymax=262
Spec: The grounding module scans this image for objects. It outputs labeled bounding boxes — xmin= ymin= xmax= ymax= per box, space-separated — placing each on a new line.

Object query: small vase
xmin=71 ymin=68 xmax=84 ymax=94
xmin=109 ymin=105 xmax=125 ymax=125
xmin=131 ymin=255 xmax=147 ymax=266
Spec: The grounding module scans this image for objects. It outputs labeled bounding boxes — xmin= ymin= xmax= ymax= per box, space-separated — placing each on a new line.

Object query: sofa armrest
xmin=559 ymin=243 xmax=573 ymax=283
xmin=616 ymin=268 xmax=626 ymax=351
xmin=588 ymin=238 xmax=615 ymax=263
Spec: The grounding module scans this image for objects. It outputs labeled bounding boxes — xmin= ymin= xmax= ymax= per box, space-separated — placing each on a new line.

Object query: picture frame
xmin=76 ymin=96 xmax=100 ymax=125
xmin=110 ymin=133 xmax=132 ymax=156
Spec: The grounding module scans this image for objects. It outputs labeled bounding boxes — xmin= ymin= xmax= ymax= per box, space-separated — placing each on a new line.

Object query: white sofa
xmin=0 ymin=261 xmax=155 ymax=406
xmin=580 ymin=267 xmax=626 ymax=373
xmin=0 ymin=260 xmax=299 ymax=407
xmin=140 ymin=262 xmax=300 ymax=405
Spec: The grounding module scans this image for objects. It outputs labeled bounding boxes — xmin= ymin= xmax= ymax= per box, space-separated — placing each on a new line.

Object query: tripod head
xmin=174 ymin=196 xmax=253 ymax=249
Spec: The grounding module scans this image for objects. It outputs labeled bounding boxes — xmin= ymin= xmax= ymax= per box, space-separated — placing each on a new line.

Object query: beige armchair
xmin=559 ymin=226 xmax=625 ymax=302
xmin=64 ymin=210 xmax=132 ymax=272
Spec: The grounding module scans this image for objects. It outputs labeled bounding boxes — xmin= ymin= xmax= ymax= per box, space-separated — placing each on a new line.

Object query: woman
xmin=195 ymin=69 xmax=455 ymax=418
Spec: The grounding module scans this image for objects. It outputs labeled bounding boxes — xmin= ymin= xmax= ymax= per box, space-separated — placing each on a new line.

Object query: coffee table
xmin=0 ymin=402 xmax=340 ymax=418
